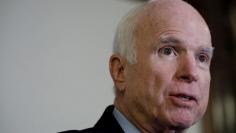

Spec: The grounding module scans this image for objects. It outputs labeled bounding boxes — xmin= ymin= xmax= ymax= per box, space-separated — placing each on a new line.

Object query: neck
xmin=114 ymin=98 xmax=186 ymax=133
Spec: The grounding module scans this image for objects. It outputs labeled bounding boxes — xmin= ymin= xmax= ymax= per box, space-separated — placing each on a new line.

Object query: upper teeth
xmin=179 ymin=96 xmax=191 ymax=100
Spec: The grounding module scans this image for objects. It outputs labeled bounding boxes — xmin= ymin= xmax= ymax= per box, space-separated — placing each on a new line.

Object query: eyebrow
xmin=160 ymin=35 xmax=215 ymax=54
xmin=160 ymin=36 xmax=181 ymax=44
xmin=199 ymin=47 xmax=215 ymax=57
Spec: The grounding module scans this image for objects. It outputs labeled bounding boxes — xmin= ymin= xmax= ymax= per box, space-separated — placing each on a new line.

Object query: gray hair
xmin=112 ymin=4 xmax=146 ymax=64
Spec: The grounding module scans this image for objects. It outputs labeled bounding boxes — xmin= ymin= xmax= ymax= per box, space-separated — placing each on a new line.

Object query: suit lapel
xmin=93 ymin=105 xmax=124 ymax=133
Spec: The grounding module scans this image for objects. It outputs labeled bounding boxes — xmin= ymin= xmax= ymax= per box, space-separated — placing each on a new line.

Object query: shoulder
xmin=58 ymin=128 xmax=93 ymax=133
xmin=59 ymin=105 xmax=123 ymax=133
xmin=58 ymin=127 xmax=115 ymax=133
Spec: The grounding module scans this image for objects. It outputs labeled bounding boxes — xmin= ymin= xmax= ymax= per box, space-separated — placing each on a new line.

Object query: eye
xmin=159 ymin=46 xmax=177 ymax=56
xmin=198 ymin=53 xmax=209 ymax=63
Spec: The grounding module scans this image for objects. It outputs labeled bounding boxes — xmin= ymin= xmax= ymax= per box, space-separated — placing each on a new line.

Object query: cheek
xmin=126 ymin=69 xmax=167 ymax=112
xmin=145 ymin=70 xmax=174 ymax=115
xmin=124 ymin=66 xmax=154 ymax=105
xmin=198 ymin=74 xmax=211 ymax=114
xmin=201 ymin=82 xmax=210 ymax=107
xmin=201 ymin=73 xmax=210 ymax=100
xmin=152 ymin=65 xmax=175 ymax=98
xmin=145 ymin=60 xmax=176 ymax=103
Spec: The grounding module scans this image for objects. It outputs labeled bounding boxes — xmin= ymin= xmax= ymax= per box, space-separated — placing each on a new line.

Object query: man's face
xmin=122 ymin=6 xmax=213 ymax=130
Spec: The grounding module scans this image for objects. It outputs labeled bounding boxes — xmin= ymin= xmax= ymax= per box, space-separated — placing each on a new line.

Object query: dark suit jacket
xmin=59 ymin=105 xmax=124 ymax=133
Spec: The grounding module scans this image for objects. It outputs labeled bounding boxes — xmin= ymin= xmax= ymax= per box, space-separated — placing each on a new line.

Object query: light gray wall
xmin=0 ymin=0 xmax=202 ymax=133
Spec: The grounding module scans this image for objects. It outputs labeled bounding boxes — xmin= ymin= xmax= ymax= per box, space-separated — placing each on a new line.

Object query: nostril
xmin=180 ymin=75 xmax=197 ymax=83
xmin=181 ymin=76 xmax=189 ymax=80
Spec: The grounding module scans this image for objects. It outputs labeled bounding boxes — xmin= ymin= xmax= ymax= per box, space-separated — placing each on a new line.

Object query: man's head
xmin=109 ymin=0 xmax=214 ymax=132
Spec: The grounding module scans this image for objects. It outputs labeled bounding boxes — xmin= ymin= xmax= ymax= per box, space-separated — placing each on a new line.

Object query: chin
xmin=167 ymin=121 xmax=193 ymax=132
xmin=174 ymin=121 xmax=193 ymax=129
xmin=169 ymin=116 xmax=196 ymax=130
xmin=171 ymin=109 xmax=199 ymax=128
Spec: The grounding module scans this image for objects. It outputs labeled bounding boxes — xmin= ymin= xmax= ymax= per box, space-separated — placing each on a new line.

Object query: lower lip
xmin=169 ymin=96 xmax=196 ymax=108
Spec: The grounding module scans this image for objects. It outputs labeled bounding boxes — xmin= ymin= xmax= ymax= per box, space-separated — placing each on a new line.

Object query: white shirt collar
xmin=113 ymin=107 xmax=141 ymax=133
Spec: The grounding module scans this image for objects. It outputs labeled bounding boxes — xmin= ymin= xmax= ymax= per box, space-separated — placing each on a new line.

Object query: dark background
xmin=186 ymin=0 xmax=236 ymax=132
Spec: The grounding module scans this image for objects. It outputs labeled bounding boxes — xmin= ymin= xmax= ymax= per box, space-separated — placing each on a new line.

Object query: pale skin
xmin=109 ymin=0 xmax=214 ymax=133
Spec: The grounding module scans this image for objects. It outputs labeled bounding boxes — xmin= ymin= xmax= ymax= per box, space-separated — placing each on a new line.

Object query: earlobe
xmin=109 ymin=54 xmax=126 ymax=91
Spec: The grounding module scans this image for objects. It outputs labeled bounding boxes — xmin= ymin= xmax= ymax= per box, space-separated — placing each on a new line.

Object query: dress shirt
xmin=113 ymin=107 xmax=141 ymax=133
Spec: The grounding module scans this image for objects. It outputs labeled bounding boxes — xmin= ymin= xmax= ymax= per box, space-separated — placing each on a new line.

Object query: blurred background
xmin=0 ymin=0 xmax=235 ymax=133
xmin=185 ymin=0 xmax=236 ymax=133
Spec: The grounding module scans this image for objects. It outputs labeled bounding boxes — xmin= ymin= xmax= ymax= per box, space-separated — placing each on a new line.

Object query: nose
xmin=176 ymin=54 xmax=199 ymax=83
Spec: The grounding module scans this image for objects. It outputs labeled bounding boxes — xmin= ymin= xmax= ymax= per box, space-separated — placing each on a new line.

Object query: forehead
xmin=133 ymin=1 xmax=212 ymax=49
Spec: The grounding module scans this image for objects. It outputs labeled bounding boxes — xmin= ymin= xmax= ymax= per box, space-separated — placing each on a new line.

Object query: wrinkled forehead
xmin=133 ymin=0 xmax=211 ymax=47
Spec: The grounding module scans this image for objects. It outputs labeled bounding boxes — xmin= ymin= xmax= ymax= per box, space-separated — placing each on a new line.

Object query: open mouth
xmin=169 ymin=93 xmax=198 ymax=107
xmin=176 ymin=94 xmax=195 ymax=101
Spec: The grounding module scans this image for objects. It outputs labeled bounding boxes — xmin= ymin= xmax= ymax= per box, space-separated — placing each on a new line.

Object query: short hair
xmin=112 ymin=4 xmax=146 ymax=64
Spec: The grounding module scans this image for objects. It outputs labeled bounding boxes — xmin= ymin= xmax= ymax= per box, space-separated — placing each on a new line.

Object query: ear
xmin=109 ymin=54 xmax=126 ymax=92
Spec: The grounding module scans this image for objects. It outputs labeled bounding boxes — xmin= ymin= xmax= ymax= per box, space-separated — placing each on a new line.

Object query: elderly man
xmin=61 ymin=0 xmax=214 ymax=132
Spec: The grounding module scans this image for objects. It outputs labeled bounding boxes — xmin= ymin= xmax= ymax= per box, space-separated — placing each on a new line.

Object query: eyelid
xmin=196 ymin=53 xmax=212 ymax=68
xmin=198 ymin=53 xmax=209 ymax=61
xmin=199 ymin=47 xmax=214 ymax=58
xmin=199 ymin=51 xmax=212 ymax=60
xmin=159 ymin=37 xmax=183 ymax=52
xmin=158 ymin=45 xmax=177 ymax=56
